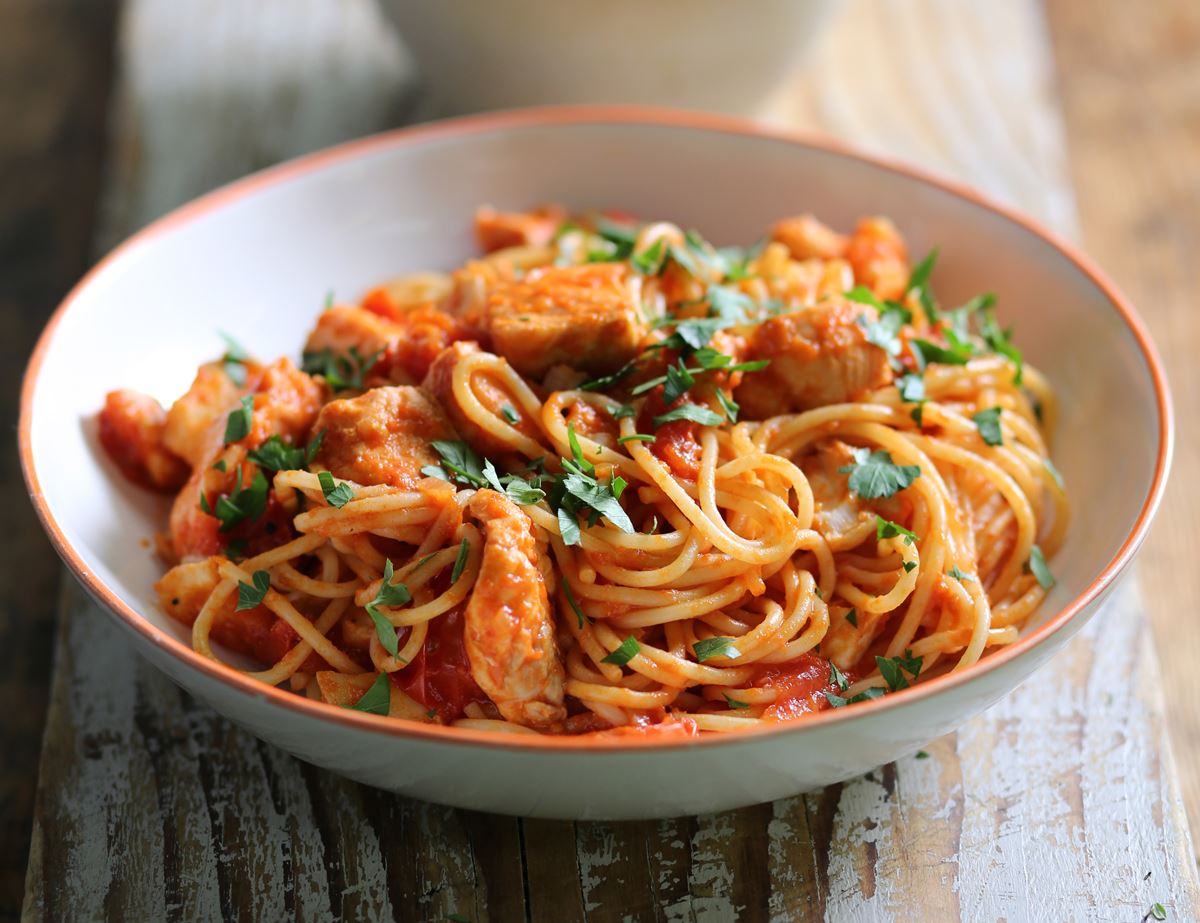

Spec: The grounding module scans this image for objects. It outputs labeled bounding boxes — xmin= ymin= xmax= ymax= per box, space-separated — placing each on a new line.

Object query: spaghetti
xmin=97 ymin=206 xmax=1067 ymax=738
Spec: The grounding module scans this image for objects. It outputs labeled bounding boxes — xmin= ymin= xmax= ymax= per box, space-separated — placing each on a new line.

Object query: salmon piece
xmin=474 ymin=204 xmax=566 ymax=253
xmin=312 ymin=385 xmax=457 ymax=488
xmin=422 ymin=341 xmax=541 ymax=458
xmin=98 ymin=390 xmax=190 ymax=491
xmin=464 ymin=489 xmax=566 ymax=728
xmin=845 ymin=216 xmax=909 ymax=301
xmin=735 ymin=299 xmax=893 ymax=418
xmin=771 ymin=214 xmax=849 ymax=261
xmin=485 ymin=263 xmax=646 ymax=380
xmin=163 ymin=362 xmax=243 ymax=466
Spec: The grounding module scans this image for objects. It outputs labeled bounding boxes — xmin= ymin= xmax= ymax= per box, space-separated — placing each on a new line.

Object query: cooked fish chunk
xmin=845 ymin=216 xmax=909 ymax=301
xmin=801 ymin=440 xmax=876 ymax=550
xmin=735 ymin=300 xmax=893 ymax=418
xmin=163 ymin=362 xmax=244 ymax=466
xmin=485 ymin=263 xmax=646 ymax=380
xmin=770 ymin=213 xmax=849 ymax=261
xmin=98 ymin=389 xmax=189 ymax=491
xmin=464 ymin=489 xmax=566 ymax=728
xmin=474 ymin=204 xmax=566 ymax=253
xmin=312 ymin=385 xmax=457 ymax=488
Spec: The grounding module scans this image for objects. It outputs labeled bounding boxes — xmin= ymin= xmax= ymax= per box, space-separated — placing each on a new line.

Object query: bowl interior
xmin=26 ymin=116 xmax=1163 ymax=686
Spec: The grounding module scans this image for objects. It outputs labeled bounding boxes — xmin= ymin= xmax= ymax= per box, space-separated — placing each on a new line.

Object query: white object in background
xmin=377 ymin=0 xmax=844 ymax=114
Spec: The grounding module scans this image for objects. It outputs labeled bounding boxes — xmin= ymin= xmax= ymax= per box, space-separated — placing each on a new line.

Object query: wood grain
xmin=1046 ymin=0 xmax=1200 ymax=847
xmin=0 ymin=1 xmax=119 ymax=919
xmin=18 ymin=0 xmax=1200 ymax=920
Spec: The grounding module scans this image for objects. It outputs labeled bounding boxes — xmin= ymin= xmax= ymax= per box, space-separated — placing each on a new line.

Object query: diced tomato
xmin=391 ymin=607 xmax=490 ymax=722
xmin=753 ymin=654 xmax=838 ymax=722
xmin=98 ymin=390 xmax=189 ymax=492
xmin=638 ymin=391 xmax=701 ymax=480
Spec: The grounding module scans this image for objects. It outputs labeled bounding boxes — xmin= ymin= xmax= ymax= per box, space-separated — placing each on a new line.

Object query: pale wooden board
xmin=21 ymin=0 xmax=1200 ymax=920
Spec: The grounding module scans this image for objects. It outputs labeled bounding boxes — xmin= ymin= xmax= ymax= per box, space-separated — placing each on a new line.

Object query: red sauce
xmin=751 ymin=654 xmax=838 ymax=722
xmin=638 ymin=391 xmax=702 ymax=480
xmin=390 ymin=607 xmax=489 ymax=722
xmin=591 ymin=715 xmax=700 ymax=739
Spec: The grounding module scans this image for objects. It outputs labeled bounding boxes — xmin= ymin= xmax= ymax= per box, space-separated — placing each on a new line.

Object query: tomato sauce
xmin=751 ymin=654 xmax=839 ymax=722
xmin=637 ymin=390 xmax=702 ymax=480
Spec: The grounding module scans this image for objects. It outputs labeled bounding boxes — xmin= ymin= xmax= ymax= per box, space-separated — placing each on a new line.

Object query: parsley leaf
xmin=450 ymin=538 xmax=470 ymax=584
xmin=837 ymin=448 xmax=921 ymax=499
xmin=915 ymin=750 xmax=930 ymax=759
xmin=979 ymin=307 xmax=1024 ymax=384
xmin=557 ymin=507 xmax=582 ymax=546
xmin=1149 ymin=902 xmax=1167 ymax=921
xmin=825 ymin=687 xmax=886 ymax=708
xmin=211 ymin=467 xmax=269 ymax=532
xmin=611 ymin=404 xmax=637 ymax=420
xmin=561 ymin=472 xmax=634 ymax=532
xmin=829 ymin=661 xmax=851 ymax=692
xmin=715 ymin=389 xmax=740 ymax=423
xmin=631 ymin=238 xmax=665 ymax=275
xmin=1028 ymin=545 xmax=1055 ymax=589
xmin=876 ymin=515 xmax=918 ymax=545
xmin=662 ymin=360 xmax=695 ymax=403
xmin=707 ymin=285 xmax=754 ymax=325
xmin=652 ymin=403 xmax=723 ymax=428
xmin=562 ymin=579 xmax=588 ymax=628
xmin=972 ymin=406 xmax=1004 ymax=446
xmin=859 ymin=307 xmax=910 ymax=366
xmin=224 ymin=395 xmax=253 ymax=444
xmin=897 ymin=373 xmax=925 ymax=403
xmin=618 ymin=433 xmax=655 ymax=444
xmin=236 ymin=570 xmax=271 ymax=611
xmin=594 ymin=217 xmax=638 ymax=258
xmin=907 ymin=248 xmax=940 ymax=323
xmin=913 ymin=338 xmax=970 ymax=367
xmin=347 ymin=673 xmax=391 ymax=715
xmin=247 ymin=434 xmax=308 ymax=472
xmin=724 ymin=695 xmax=751 ymax=710
xmin=579 ymin=361 xmax=636 ymax=392
xmin=501 ymin=404 xmax=520 ymax=425
xmin=219 ymin=331 xmax=249 ymax=386
xmin=845 ymin=608 xmax=858 ymax=628
xmin=424 ymin=440 xmax=486 ymax=487
xmin=301 ymin=346 xmax=381 ymax=392
xmin=948 ymin=567 xmax=976 ymax=582
xmin=876 ymin=651 xmax=923 ymax=690
xmin=601 ymin=636 xmax=641 ymax=666
xmin=318 ymin=470 xmax=354 ymax=508
xmin=693 ymin=636 xmax=740 ymax=663
xmin=365 ymin=560 xmax=410 ymax=658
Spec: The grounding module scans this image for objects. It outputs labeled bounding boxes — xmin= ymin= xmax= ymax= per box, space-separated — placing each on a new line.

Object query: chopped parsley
xmin=611 ymin=404 xmax=637 ymax=420
xmin=829 ymin=661 xmax=851 ymax=692
xmin=1043 ymin=457 xmax=1065 ymax=489
xmin=693 ymin=636 xmax=740 ymax=663
xmin=423 ymin=440 xmax=486 ymax=487
xmin=1149 ymin=902 xmax=1167 ymax=921
xmin=500 ymin=404 xmax=520 ymax=425
xmin=972 ymin=406 xmax=1004 ymax=446
xmin=652 ymin=403 xmax=724 ymax=428
xmin=631 ymin=238 xmax=665 ymax=275
xmin=913 ymin=337 xmax=971 ymax=367
xmin=1028 ymin=544 xmax=1056 ymax=589
xmin=876 ymin=515 xmax=918 ymax=546
xmin=224 ymin=395 xmax=254 ymax=444
xmin=301 ymin=346 xmax=381 ymax=392
xmin=208 ymin=466 xmax=269 ymax=532
xmin=347 ymin=673 xmax=391 ymax=715
xmin=557 ymin=507 xmax=582 ymax=546
xmin=247 ymin=431 xmax=324 ymax=472
xmin=858 ymin=304 xmax=911 ymax=368
xmin=724 ymin=695 xmax=751 ymax=710
xmin=947 ymin=567 xmax=976 ymax=582
xmin=318 ymin=470 xmax=354 ymax=508
xmin=907 ymin=248 xmax=940 ymax=323
xmin=618 ymin=433 xmax=656 ymax=445
xmin=845 ymin=608 xmax=858 ymax=628
xmin=980 ymin=307 xmax=1024 ymax=384
xmin=838 ymin=448 xmax=921 ymax=499
xmin=365 ymin=559 xmax=411 ymax=657
xmin=876 ymin=651 xmax=923 ymax=691
xmin=450 ymin=538 xmax=470 ymax=584
xmin=915 ymin=750 xmax=930 ymax=759
xmin=219 ymin=331 xmax=250 ymax=386
xmin=562 ymin=578 xmax=588 ymax=628
xmin=715 ymin=389 xmax=740 ymax=423
xmin=235 ymin=570 xmax=271 ymax=611
xmin=897 ymin=373 xmax=925 ymax=404
xmin=662 ymin=360 xmax=696 ymax=403
xmin=579 ymin=362 xmax=636 ymax=392
xmin=600 ymin=635 xmax=641 ymax=666
xmin=824 ymin=687 xmax=886 ymax=708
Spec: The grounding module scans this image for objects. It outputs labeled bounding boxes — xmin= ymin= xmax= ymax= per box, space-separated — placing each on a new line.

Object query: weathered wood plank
xmin=0 ymin=1 xmax=120 ymax=916
xmin=1046 ymin=0 xmax=1200 ymax=845
xmin=20 ymin=0 xmax=1200 ymax=921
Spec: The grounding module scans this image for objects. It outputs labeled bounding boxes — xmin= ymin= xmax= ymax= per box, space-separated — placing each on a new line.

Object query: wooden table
xmin=7 ymin=1 xmax=1200 ymax=920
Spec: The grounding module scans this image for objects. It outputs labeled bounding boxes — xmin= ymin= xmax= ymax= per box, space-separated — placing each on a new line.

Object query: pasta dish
xmin=97 ymin=206 xmax=1067 ymax=738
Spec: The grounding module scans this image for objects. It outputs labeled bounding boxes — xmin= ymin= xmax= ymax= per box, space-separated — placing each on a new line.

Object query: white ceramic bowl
xmin=379 ymin=0 xmax=843 ymax=114
xmin=20 ymin=108 xmax=1171 ymax=820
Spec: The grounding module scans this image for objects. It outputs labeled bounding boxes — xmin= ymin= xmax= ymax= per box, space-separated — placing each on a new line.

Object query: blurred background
xmin=2 ymin=0 xmax=1197 ymax=917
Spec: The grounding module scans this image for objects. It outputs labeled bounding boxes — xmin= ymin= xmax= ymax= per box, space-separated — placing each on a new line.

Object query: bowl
xmin=19 ymin=107 xmax=1172 ymax=820
xmin=378 ymin=0 xmax=843 ymax=114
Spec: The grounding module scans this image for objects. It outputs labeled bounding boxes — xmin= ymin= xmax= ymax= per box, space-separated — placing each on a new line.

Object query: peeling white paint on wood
xmin=21 ymin=1 xmax=1200 ymax=921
